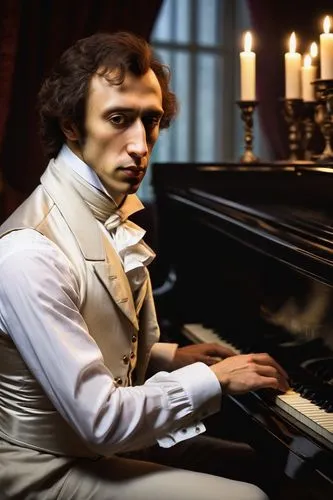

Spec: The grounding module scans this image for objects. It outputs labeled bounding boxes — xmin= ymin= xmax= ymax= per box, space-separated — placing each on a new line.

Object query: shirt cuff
xmin=157 ymin=362 xmax=222 ymax=449
xmin=157 ymin=422 xmax=207 ymax=448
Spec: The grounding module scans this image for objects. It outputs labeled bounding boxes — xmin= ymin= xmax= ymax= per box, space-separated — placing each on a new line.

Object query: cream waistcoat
xmin=0 ymin=158 xmax=160 ymax=457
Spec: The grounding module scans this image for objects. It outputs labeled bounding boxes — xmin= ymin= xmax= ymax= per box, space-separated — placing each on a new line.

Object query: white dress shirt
xmin=0 ymin=146 xmax=221 ymax=454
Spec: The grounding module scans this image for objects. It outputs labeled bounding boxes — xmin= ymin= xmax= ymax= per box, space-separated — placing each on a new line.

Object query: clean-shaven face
xmin=72 ymin=69 xmax=164 ymax=204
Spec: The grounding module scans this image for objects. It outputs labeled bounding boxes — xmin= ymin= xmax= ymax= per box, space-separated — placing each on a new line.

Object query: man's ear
xmin=60 ymin=118 xmax=80 ymax=142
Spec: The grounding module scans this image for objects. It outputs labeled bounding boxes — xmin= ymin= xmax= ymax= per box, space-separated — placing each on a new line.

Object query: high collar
xmin=56 ymin=145 xmax=145 ymax=225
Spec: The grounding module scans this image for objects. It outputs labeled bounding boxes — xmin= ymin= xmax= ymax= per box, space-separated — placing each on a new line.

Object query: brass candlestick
xmin=313 ymin=79 xmax=333 ymax=163
xmin=282 ymin=98 xmax=303 ymax=162
xmin=237 ymin=100 xmax=259 ymax=163
xmin=301 ymin=101 xmax=316 ymax=161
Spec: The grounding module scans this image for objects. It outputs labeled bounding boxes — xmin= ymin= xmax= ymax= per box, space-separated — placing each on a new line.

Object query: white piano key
xmin=182 ymin=323 xmax=241 ymax=354
xmin=276 ymin=391 xmax=333 ymax=443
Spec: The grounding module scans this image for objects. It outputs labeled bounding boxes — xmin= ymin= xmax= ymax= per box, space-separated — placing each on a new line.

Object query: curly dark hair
xmin=38 ymin=31 xmax=178 ymax=160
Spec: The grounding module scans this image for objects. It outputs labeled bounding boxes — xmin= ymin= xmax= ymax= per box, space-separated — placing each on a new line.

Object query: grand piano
xmin=150 ymin=161 xmax=333 ymax=500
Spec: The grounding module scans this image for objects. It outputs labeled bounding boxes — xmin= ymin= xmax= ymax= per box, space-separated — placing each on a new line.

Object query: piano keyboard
xmin=183 ymin=323 xmax=333 ymax=445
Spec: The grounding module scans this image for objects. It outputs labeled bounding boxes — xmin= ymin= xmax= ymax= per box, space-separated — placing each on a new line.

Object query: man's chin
xmin=124 ymin=179 xmax=142 ymax=194
xmin=103 ymin=180 xmax=141 ymax=199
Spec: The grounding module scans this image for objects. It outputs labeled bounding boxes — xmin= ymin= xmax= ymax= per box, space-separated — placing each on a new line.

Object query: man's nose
xmin=127 ymin=120 xmax=148 ymax=158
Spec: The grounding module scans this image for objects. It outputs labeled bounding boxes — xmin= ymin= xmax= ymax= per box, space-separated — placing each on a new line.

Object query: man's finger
xmin=251 ymin=353 xmax=289 ymax=379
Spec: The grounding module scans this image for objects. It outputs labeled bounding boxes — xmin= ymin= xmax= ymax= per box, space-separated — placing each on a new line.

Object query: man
xmin=0 ymin=32 xmax=288 ymax=499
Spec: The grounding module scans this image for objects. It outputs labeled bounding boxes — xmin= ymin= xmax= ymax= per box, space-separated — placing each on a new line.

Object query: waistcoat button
xmin=122 ymin=355 xmax=129 ymax=364
xmin=114 ymin=377 xmax=123 ymax=385
xmin=131 ymin=335 xmax=137 ymax=343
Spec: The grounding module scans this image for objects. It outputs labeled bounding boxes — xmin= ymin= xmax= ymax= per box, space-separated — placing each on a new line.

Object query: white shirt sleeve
xmin=0 ymin=229 xmax=222 ymax=455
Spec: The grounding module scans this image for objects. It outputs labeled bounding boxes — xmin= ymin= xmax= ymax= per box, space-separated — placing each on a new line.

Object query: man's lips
xmin=118 ymin=166 xmax=145 ymax=179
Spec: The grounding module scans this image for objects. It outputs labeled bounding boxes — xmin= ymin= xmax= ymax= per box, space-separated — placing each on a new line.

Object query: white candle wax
xmin=320 ymin=16 xmax=333 ymax=79
xmin=285 ymin=32 xmax=301 ymax=98
xmin=240 ymin=32 xmax=256 ymax=101
xmin=301 ymin=55 xmax=317 ymax=101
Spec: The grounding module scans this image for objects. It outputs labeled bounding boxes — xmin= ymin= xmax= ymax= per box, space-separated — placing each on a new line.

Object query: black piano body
xmin=151 ymin=162 xmax=333 ymax=500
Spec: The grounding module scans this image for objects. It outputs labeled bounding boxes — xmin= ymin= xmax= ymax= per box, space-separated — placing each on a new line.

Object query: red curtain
xmin=247 ymin=0 xmax=333 ymax=160
xmin=0 ymin=0 xmax=162 ymax=220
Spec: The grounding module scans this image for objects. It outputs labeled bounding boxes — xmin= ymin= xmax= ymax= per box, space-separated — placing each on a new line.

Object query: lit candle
xmin=240 ymin=31 xmax=256 ymax=101
xmin=310 ymin=41 xmax=318 ymax=60
xmin=285 ymin=32 xmax=301 ymax=98
xmin=301 ymin=54 xmax=317 ymax=101
xmin=320 ymin=16 xmax=333 ymax=79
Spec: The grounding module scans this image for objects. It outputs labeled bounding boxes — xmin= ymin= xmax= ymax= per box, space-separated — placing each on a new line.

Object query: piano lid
xmin=152 ymin=162 xmax=333 ymax=286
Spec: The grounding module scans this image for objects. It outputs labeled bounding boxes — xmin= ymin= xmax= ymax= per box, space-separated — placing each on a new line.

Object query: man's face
xmin=68 ymin=69 xmax=164 ymax=204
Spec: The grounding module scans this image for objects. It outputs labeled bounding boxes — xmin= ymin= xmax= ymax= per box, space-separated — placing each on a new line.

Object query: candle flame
xmin=244 ymin=31 xmax=252 ymax=52
xmin=289 ymin=32 xmax=297 ymax=53
xmin=324 ymin=15 xmax=331 ymax=34
xmin=310 ymin=42 xmax=318 ymax=58
xmin=303 ymin=54 xmax=312 ymax=68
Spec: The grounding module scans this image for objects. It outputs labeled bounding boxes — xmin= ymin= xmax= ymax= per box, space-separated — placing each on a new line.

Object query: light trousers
xmin=0 ymin=435 xmax=269 ymax=500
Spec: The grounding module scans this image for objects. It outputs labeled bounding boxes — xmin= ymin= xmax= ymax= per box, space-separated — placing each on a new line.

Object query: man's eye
xmin=143 ymin=116 xmax=160 ymax=129
xmin=109 ymin=114 xmax=128 ymax=126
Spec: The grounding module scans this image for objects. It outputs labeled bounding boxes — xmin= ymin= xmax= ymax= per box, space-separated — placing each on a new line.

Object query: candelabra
xmin=237 ymin=100 xmax=259 ymax=163
xmin=282 ymin=98 xmax=303 ymax=162
xmin=301 ymin=101 xmax=316 ymax=161
xmin=313 ymin=79 xmax=333 ymax=163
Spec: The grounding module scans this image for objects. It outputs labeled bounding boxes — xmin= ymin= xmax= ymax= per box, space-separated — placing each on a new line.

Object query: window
xmin=139 ymin=0 xmax=270 ymax=199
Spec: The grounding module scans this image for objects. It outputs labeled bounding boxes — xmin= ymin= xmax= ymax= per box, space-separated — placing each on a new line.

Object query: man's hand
xmin=170 ymin=343 xmax=236 ymax=370
xmin=210 ymin=352 xmax=289 ymax=394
